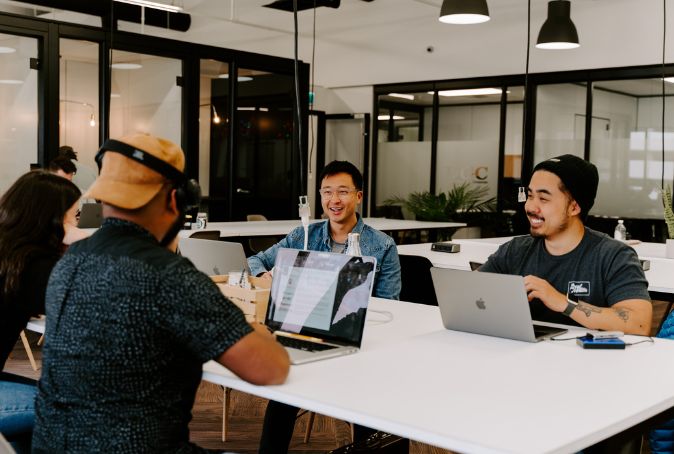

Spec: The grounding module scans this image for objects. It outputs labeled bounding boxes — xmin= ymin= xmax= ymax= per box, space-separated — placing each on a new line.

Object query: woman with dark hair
xmin=0 ymin=170 xmax=81 ymax=452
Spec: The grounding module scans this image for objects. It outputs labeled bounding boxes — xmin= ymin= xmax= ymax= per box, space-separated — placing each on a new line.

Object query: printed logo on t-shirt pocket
xmin=568 ymin=281 xmax=590 ymax=298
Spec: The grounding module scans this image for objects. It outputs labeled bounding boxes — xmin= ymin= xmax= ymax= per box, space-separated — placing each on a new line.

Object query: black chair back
xmin=399 ymin=254 xmax=438 ymax=306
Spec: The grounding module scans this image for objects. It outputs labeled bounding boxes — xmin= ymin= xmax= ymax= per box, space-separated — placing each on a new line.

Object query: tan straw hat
xmin=85 ymin=133 xmax=185 ymax=210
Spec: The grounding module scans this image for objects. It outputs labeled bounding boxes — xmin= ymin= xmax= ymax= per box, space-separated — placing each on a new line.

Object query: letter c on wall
xmin=474 ymin=166 xmax=488 ymax=181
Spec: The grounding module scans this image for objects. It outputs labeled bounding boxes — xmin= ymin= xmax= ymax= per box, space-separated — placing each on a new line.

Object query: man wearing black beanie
xmin=480 ymin=154 xmax=651 ymax=335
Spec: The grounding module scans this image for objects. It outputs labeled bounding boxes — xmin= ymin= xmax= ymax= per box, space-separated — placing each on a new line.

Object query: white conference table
xmin=202 ymin=297 xmax=674 ymax=454
xmin=179 ymin=218 xmax=465 ymax=239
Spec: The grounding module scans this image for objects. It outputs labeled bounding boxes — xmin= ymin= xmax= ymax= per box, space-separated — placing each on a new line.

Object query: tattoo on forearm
xmin=576 ymin=302 xmax=602 ymax=318
xmin=575 ymin=302 xmax=631 ymax=322
xmin=613 ymin=307 xmax=630 ymax=322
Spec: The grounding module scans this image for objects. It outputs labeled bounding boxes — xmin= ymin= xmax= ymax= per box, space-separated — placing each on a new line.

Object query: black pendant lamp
xmin=536 ymin=0 xmax=579 ymax=49
xmin=439 ymin=0 xmax=490 ymax=25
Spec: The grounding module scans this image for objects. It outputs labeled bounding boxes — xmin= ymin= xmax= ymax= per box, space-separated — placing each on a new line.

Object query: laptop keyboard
xmin=276 ymin=335 xmax=339 ymax=352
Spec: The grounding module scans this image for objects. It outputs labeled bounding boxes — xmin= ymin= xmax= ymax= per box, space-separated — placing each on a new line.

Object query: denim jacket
xmin=247 ymin=215 xmax=401 ymax=300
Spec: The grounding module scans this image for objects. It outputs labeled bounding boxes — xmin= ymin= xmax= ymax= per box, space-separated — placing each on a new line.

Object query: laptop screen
xmin=266 ymin=248 xmax=377 ymax=346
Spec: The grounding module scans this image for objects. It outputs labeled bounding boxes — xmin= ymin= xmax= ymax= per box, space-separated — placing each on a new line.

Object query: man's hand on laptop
xmin=523 ymin=275 xmax=566 ymax=313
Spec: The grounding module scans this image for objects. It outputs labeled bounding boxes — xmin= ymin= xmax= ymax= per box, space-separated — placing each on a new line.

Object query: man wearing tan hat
xmin=33 ymin=133 xmax=289 ymax=452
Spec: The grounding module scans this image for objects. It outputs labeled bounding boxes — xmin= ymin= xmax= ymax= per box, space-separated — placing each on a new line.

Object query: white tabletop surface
xmin=398 ymin=238 xmax=674 ymax=295
xmin=179 ymin=218 xmax=465 ymax=238
xmin=202 ymin=298 xmax=674 ymax=453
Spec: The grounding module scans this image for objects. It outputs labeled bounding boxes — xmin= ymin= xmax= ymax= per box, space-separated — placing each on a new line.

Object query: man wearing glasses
xmin=249 ymin=160 xmax=401 ymax=453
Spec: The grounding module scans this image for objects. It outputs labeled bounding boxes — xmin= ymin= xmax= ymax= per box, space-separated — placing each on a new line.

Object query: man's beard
xmin=160 ymin=211 xmax=185 ymax=248
xmin=528 ymin=213 xmax=569 ymax=239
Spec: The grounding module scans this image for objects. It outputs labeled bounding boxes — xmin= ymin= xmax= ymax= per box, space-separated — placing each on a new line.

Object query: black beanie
xmin=532 ymin=154 xmax=599 ymax=221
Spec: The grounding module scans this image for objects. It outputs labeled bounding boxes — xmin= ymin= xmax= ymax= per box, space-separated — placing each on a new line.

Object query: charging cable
xmin=298 ymin=195 xmax=310 ymax=251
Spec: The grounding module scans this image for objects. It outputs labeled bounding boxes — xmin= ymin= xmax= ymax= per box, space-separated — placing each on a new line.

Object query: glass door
xmin=0 ymin=33 xmax=38 ymax=192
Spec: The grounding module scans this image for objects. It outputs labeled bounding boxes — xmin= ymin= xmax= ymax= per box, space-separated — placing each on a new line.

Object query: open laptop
xmin=178 ymin=238 xmax=249 ymax=276
xmin=77 ymin=202 xmax=103 ymax=228
xmin=430 ymin=268 xmax=567 ymax=342
xmin=265 ymin=248 xmax=377 ymax=365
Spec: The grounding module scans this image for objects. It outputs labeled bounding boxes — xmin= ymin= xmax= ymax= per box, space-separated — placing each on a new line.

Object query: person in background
xmin=33 ymin=133 xmax=289 ymax=452
xmin=251 ymin=160 xmax=401 ymax=453
xmin=47 ymin=156 xmax=76 ymax=181
xmin=0 ymin=171 xmax=81 ymax=454
xmin=59 ymin=145 xmax=97 ymax=192
xmin=479 ymin=154 xmax=651 ymax=336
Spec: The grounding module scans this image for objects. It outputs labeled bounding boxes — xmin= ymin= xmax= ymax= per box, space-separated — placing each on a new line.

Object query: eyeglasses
xmin=319 ymin=188 xmax=359 ymax=200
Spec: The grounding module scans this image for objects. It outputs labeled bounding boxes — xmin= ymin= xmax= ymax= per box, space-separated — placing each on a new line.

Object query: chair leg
xmin=303 ymin=411 xmax=316 ymax=443
xmin=350 ymin=422 xmax=354 ymax=443
xmin=20 ymin=331 xmax=37 ymax=371
xmin=37 ymin=334 xmax=45 ymax=346
xmin=221 ymin=387 xmax=231 ymax=442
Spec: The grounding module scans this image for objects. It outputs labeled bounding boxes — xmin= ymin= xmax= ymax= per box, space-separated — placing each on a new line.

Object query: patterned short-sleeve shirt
xmin=33 ymin=218 xmax=253 ymax=453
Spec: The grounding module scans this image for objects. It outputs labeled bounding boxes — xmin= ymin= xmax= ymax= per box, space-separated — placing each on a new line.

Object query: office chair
xmin=246 ymin=214 xmax=278 ymax=253
xmin=188 ymin=230 xmax=220 ymax=240
xmin=398 ymin=254 xmax=438 ymax=306
xmin=19 ymin=317 xmax=46 ymax=371
xmin=469 ymin=261 xmax=484 ymax=271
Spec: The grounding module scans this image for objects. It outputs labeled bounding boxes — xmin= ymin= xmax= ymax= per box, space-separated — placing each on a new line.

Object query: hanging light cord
xmin=662 ymin=0 xmax=667 ymax=191
xmin=308 ymin=0 xmax=316 ymax=176
xmin=522 ymin=0 xmax=531 ymax=160
xmin=293 ymin=0 xmax=305 ymax=194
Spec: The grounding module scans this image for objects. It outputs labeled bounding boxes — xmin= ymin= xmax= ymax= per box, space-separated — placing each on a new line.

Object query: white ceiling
xmin=0 ymin=0 xmax=671 ymax=89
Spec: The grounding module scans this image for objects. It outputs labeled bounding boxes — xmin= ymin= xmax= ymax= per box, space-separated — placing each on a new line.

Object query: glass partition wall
xmin=59 ymin=38 xmax=99 ymax=192
xmin=375 ymin=91 xmax=432 ymax=215
xmin=590 ymin=79 xmax=674 ymax=219
xmin=110 ymin=50 xmax=182 ymax=144
xmin=0 ymin=12 xmax=307 ymax=222
xmin=375 ymin=70 xmax=674 ymax=239
xmin=0 ymin=33 xmax=38 ymax=193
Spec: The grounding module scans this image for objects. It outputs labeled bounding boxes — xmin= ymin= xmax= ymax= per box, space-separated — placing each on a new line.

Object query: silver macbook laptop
xmin=266 ymin=248 xmax=377 ymax=365
xmin=430 ymin=268 xmax=567 ymax=342
xmin=178 ymin=238 xmax=249 ymax=276
xmin=77 ymin=202 xmax=103 ymax=228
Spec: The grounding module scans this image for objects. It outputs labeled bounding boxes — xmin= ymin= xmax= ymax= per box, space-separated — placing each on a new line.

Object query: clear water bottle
xmin=614 ymin=219 xmax=627 ymax=241
xmin=345 ymin=232 xmax=362 ymax=256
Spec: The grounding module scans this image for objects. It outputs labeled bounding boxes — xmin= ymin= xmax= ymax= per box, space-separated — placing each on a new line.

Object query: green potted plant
xmin=384 ymin=182 xmax=505 ymax=237
xmin=663 ymin=185 xmax=674 ymax=258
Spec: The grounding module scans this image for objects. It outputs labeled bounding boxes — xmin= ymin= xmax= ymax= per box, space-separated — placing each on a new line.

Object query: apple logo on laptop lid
xmin=475 ymin=298 xmax=486 ymax=310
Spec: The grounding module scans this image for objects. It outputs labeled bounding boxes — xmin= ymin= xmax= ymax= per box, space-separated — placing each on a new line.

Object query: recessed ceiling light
xmin=378 ymin=115 xmax=405 ymax=120
xmin=110 ymin=93 xmax=121 ymax=98
xmin=0 ymin=47 xmax=16 ymax=54
xmin=218 ymin=74 xmax=253 ymax=82
xmin=430 ymin=88 xmax=502 ymax=97
xmin=0 ymin=79 xmax=23 ymax=85
xmin=111 ymin=63 xmax=143 ymax=70
xmin=388 ymin=93 xmax=415 ymax=101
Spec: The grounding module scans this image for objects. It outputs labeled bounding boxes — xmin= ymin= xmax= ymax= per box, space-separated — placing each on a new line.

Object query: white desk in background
xmin=178 ymin=218 xmax=465 ymax=239
xmin=202 ymin=298 xmax=674 ymax=454
xmin=397 ymin=239 xmax=501 ymax=271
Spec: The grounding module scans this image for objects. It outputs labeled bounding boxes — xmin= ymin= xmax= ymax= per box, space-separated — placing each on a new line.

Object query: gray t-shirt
xmin=479 ymin=227 xmax=651 ymax=326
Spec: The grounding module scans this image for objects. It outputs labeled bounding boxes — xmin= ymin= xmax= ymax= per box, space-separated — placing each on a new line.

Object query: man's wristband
xmin=563 ymin=293 xmax=578 ymax=316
